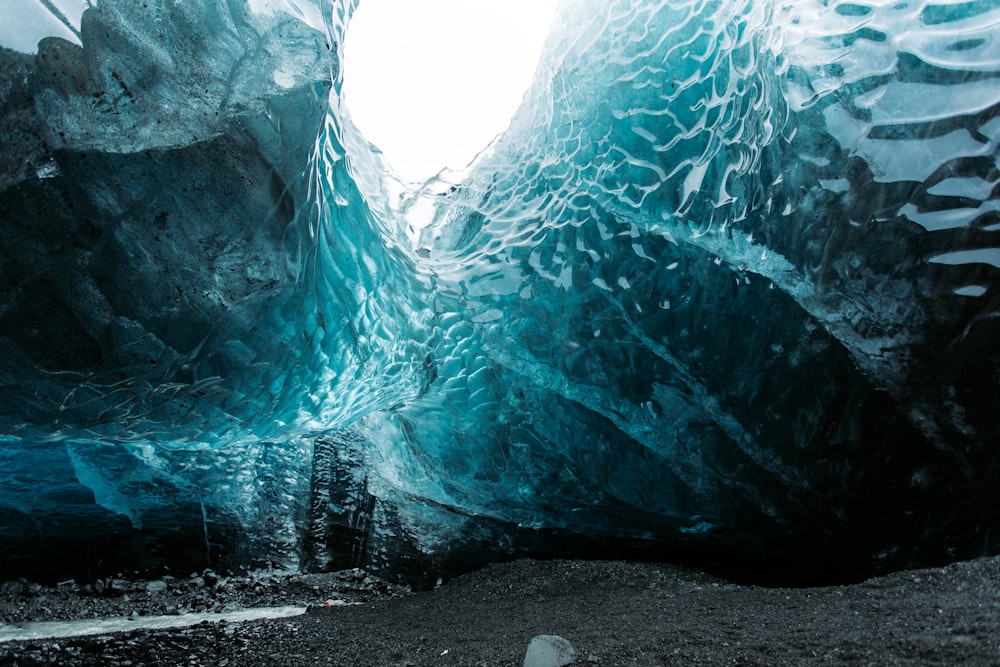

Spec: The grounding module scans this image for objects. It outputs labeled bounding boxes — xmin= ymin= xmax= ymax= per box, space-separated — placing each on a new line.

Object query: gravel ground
xmin=1 ymin=556 xmax=998 ymax=666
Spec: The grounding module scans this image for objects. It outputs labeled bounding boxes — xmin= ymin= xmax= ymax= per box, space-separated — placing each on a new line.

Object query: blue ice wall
xmin=368 ymin=0 xmax=1000 ymax=571
xmin=0 ymin=0 xmax=998 ymax=580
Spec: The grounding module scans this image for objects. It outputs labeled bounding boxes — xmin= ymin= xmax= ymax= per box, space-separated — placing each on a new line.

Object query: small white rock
xmin=524 ymin=634 xmax=577 ymax=667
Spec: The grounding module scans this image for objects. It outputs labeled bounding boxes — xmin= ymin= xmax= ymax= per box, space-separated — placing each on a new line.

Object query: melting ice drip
xmin=0 ymin=0 xmax=998 ymax=580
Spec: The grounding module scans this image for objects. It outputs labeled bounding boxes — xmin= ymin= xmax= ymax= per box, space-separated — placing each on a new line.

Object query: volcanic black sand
xmin=1 ymin=556 xmax=998 ymax=666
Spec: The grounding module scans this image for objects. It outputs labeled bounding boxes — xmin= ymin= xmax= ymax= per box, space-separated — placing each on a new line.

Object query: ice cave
xmin=1 ymin=0 xmax=999 ymax=587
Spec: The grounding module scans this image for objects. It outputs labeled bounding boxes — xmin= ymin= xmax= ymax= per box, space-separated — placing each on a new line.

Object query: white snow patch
xmin=0 ymin=606 xmax=307 ymax=643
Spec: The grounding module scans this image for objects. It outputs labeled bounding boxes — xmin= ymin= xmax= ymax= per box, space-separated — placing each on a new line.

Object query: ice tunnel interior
xmin=1 ymin=0 xmax=999 ymax=587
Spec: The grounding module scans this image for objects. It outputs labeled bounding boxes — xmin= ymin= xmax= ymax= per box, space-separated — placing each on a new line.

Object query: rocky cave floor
xmin=0 ymin=556 xmax=998 ymax=666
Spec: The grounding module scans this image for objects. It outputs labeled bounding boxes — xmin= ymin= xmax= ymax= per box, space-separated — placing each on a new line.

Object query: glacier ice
xmin=0 ymin=0 xmax=999 ymax=584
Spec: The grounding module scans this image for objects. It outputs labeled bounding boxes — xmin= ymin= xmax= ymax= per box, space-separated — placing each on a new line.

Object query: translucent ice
xmin=0 ymin=0 xmax=998 ymax=582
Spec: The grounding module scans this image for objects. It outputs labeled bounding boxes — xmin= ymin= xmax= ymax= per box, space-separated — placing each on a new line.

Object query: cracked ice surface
xmin=0 ymin=0 xmax=999 ymax=581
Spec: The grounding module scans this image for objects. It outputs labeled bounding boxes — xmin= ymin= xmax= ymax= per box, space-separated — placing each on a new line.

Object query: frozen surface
xmin=0 ymin=0 xmax=998 ymax=581
xmin=0 ymin=606 xmax=306 ymax=643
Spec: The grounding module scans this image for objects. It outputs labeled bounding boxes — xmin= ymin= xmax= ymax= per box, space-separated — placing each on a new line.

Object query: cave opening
xmin=341 ymin=0 xmax=557 ymax=183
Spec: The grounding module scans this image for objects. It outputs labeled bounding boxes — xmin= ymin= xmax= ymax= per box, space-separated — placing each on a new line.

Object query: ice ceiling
xmin=1 ymin=0 xmax=999 ymax=583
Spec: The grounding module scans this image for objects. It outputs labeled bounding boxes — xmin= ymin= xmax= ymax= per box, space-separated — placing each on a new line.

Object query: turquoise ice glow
xmin=0 ymin=0 xmax=998 ymax=579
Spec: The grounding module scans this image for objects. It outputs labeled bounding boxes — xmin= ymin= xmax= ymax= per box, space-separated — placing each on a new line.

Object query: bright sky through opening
xmin=0 ymin=0 xmax=84 ymax=53
xmin=343 ymin=0 xmax=558 ymax=183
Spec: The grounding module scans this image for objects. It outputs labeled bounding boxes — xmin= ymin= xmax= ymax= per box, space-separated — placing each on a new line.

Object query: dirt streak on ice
xmin=0 ymin=606 xmax=307 ymax=643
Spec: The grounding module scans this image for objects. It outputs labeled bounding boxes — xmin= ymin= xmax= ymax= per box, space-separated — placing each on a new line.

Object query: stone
xmin=145 ymin=581 xmax=167 ymax=594
xmin=523 ymin=634 xmax=577 ymax=667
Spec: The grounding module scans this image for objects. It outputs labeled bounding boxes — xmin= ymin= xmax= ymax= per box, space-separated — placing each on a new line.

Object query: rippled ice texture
xmin=0 ymin=0 xmax=998 ymax=579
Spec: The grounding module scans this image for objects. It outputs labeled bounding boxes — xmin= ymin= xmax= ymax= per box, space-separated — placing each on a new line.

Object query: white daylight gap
xmin=342 ymin=0 xmax=558 ymax=183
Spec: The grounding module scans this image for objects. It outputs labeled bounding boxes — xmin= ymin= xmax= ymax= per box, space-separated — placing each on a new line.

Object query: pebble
xmin=523 ymin=634 xmax=578 ymax=667
xmin=146 ymin=580 xmax=168 ymax=594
